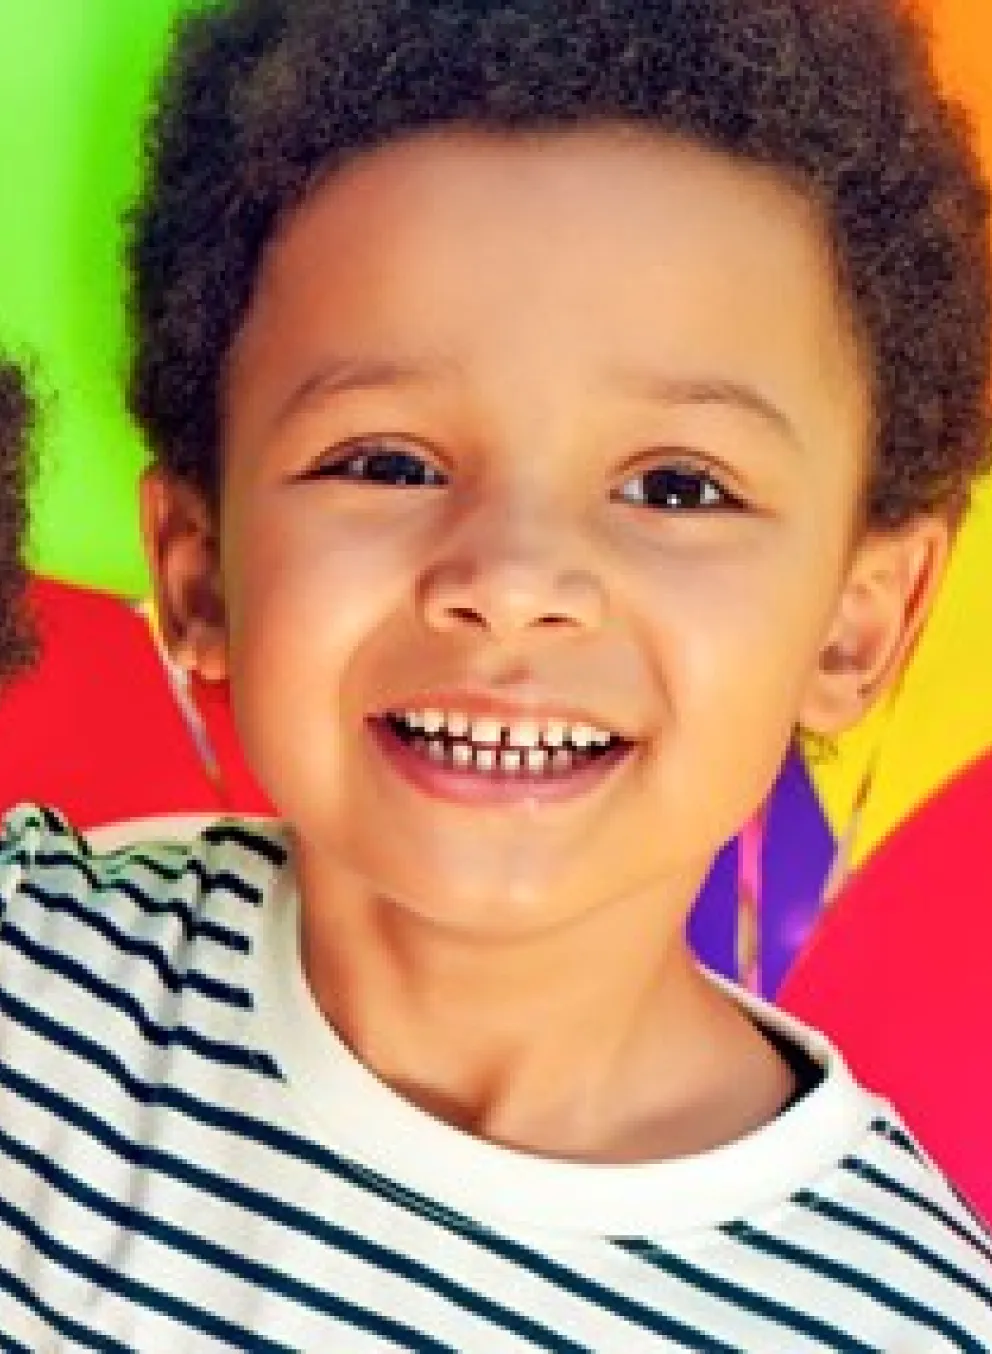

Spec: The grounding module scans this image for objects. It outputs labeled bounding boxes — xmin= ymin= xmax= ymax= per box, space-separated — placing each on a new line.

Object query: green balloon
xmin=0 ymin=0 xmax=192 ymax=596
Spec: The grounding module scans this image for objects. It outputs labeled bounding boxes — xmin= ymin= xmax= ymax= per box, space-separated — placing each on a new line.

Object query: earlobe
xmin=799 ymin=515 xmax=948 ymax=737
xmin=139 ymin=467 xmax=229 ymax=682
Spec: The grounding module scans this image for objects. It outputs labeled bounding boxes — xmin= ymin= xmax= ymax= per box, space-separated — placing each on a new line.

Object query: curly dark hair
xmin=128 ymin=0 xmax=992 ymax=527
xmin=0 ymin=361 xmax=35 ymax=679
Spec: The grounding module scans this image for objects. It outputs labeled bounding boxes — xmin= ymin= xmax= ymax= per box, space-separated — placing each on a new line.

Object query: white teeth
xmin=396 ymin=708 xmax=618 ymax=754
xmin=427 ymin=739 xmax=446 ymax=762
xmin=569 ymin=724 xmax=596 ymax=750
xmin=475 ymin=747 xmax=497 ymax=773
xmin=471 ymin=717 xmax=505 ymax=746
xmin=501 ymin=748 xmax=522 ymax=774
xmin=527 ymin=747 xmax=548 ymax=774
xmin=508 ymin=719 xmax=541 ymax=749
xmin=544 ymin=720 xmax=567 ymax=748
xmin=452 ymin=742 xmax=473 ymax=769
xmin=552 ymin=748 xmax=574 ymax=773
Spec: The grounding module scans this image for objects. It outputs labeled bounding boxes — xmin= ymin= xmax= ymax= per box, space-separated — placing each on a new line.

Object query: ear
xmin=799 ymin=515 xmax=949 ymax=737
xmin=139 ymin=467 xmax=228 ymax=683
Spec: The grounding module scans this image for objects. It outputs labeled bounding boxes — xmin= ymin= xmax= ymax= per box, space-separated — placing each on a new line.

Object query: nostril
xmin=444 ymin=606 xmax=576 ymax=631
xmin=447 ymin=605 xmax=487 ymax=627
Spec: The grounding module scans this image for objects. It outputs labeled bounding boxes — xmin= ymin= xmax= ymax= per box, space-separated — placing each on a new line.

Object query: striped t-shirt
xmin=0 ymin=804 xmax=989 ymax=1352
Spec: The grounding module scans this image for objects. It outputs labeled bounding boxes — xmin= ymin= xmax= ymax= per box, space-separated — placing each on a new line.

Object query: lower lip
xmin=369 ymin=720 xmax=635 ymax=807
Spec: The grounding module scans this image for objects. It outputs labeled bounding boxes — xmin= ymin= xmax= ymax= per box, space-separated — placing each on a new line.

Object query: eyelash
xmin=308 ymin=443 xmax=447 ymax=489
xmin=307 ymin=441 xmax=742 ymax=513
xmin=613 ymin=464 xmax=742 ymax=513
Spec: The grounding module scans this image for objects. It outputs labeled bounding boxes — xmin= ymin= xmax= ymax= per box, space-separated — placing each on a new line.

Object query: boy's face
xmin=155 ymin=130 xmax=939 ymax=934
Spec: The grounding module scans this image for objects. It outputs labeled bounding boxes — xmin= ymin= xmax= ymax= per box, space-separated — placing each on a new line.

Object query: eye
xmin=615 ymin=464 xmax=740 ymax=512
xmin=306 ymin=440 xmax=447 ymax=488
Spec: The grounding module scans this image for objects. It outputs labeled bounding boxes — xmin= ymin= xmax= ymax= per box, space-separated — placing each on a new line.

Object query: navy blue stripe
xmin=1 ymin=988 xmax=271 ymax=1106
xmin=99 ymin=842 xmax=186 ymax=867
xmin=39 ymin=804 xmax=69 ymax=835
xmin=184 ymin=859 xmax=271 ymax=903
xmin=866 ymin=1122 xmax=992 ymax=1248
xmin=1 ymin=1005 xmax=722 ymax=1352
xmin=21 ymin=880 xmax=250 ymax=1010
xmin=0 ymin=1123 xmax=462 ymax=1354
xmin=2 ymin=923 xmax=277 ymax=1076
xmin=724 ymin=1219 xmax=986 ymax=1353
xmin=202 ymin=821 xmax=287 ymax=866
xmin=0 ymin=1333 xmax=33 ymax=1354
xmin=0 ymin=1193 xmax=298 ymax=1354
xmin=0 ymin=1335 xmax=32 ymax=1354
xmin=187 ymin=969 xmax=252 ymax=1007
xmin=34 ymin=846 xmax=262 ymax=933
xmin=0 ymin=1065 xmax=582 ymax=1353
xmin=12 ymin=983 xmax=974 ymax=1353
xmin=841 ymin=1156 xmax=992 ymax=1265
xmin=0 ymin=839 xmax=34 ymax=874
xmin=33 ymin=808 xmax=288 ymax=876
xmin=796 ymin=1190 xmax=992 ymax=1308
xmin=616 ymin=1237 xmax=876 ymax=1352
xmin=0 ymin=1260 xmax=132 ymax=1353
xmin=870 ymin=1117 xmax=922 ymax=1159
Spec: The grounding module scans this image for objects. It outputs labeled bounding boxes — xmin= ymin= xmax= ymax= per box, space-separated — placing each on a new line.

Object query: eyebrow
xmin=272 ymin=354 xmax=799 ymax=447
xmin=612 ymin=368 xmax=800 ymax=447
xmin=273 ymin=355 xmax=455 ymax=430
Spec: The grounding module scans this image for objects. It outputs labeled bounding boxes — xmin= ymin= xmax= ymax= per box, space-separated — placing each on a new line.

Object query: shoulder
xmin=0 ymin=804 xmax=288 ymax=977
xmin=719 ymin=981 xmax=992 ymax=1345
xmin=773 ymin=1103 xmax=992 ymax=1347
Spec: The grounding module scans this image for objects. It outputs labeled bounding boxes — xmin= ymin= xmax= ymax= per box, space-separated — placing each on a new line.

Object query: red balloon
xmin=0 ymin=576 xmax=270 ymax=828
xmin=780 ymin=749 xmax=992 ymax=1223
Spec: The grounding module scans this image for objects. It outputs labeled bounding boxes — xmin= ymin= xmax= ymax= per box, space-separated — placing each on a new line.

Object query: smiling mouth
xmin=380 ymin=708 xmax=630 ymax=778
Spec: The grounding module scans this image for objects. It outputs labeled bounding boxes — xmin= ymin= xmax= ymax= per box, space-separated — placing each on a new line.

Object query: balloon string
xmin=736 ymin=805 xmax=765 ymax=994
xmin=736 ymin=690 xmax=898 ymax=994
xmin=135 ymin=598 xmax=223 ymax=791
xmin=819 ymin=685 xmax=901 ymax=910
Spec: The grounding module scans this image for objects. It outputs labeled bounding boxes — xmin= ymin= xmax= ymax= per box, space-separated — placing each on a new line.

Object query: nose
xmin=418 ymin=511 xmax=606 ymax=640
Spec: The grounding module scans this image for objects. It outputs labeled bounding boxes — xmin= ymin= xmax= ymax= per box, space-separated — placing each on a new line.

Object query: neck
xmin=296 ymin=849 xmax=794 ymax=1162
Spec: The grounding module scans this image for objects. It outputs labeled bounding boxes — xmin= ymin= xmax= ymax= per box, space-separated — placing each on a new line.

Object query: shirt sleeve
xmin=0 ymin=802 xmax=83 ymax=934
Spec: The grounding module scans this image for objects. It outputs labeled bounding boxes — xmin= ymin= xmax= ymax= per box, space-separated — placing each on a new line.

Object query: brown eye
xmin=311 ymin=442 xmax=447 ymax=487
xmin=616 ymin=466 xmax=737 ymax=512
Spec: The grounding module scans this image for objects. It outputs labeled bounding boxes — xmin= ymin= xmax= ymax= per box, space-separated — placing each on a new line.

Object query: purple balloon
xmin=688 ymin=749 xmax=835 ymax=997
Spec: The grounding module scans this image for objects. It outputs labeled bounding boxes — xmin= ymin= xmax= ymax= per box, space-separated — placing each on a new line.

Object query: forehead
xmin=227 ymin=129 xmax=869 ymax=454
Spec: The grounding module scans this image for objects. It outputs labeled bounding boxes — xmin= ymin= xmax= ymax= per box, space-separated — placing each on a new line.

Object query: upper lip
xmin=372 ymin=690 xmax=636 ymax=740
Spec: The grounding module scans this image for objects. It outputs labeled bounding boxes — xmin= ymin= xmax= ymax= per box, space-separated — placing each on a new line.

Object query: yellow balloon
xmin=813 ymin=479 xmax=992 ymax=861
xmin=811 ymin=0 xmax=992 ymax=862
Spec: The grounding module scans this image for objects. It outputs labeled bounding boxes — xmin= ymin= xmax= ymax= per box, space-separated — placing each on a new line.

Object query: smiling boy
xmin=1 ymin=0 xmax=990 ymax=1347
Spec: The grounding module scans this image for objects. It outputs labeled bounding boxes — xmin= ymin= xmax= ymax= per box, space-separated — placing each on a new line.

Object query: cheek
xmin=639 ymin=535 xmax=840 ymax=794
xmin=219 ymin=497 xmax=416 ymax=800
xmin=225 ymin=493 xmax=414 ymax=659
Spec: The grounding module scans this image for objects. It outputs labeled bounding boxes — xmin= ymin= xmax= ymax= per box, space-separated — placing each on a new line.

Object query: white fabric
xmin=0 ymin=804 xmax=988 ymax=1352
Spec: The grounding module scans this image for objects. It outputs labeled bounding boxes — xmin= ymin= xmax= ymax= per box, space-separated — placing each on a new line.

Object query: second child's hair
xmin=0 ymin=362 xmax=35 ymax=678
xmin=129 ymin=0 xmax=992 ymax=527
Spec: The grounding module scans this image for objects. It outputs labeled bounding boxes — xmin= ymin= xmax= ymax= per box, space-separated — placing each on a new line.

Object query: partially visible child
xmin=1 ymin=0 xmax=990 ymax=1347
xmin=0 ymin=359 xmax=34 ymax=679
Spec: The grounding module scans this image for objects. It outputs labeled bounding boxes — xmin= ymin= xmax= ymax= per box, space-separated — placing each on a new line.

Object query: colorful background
xmin=1 ymin=0 xmax=991 ymax=868
xmin=2 ymin=0 xmax=992 ymax=953
xmin=0 ymin=0 xmax=989 ymax=1213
